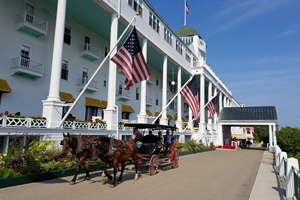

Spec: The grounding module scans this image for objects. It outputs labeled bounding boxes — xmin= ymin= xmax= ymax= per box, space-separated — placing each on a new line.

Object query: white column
xmin=219 ymin=92 xmax=223 ymax=111
xmin=199 ymin=73 xmax=205 ymax=131
xmin=176 ymin=66 xmax=182 ymax=132
xmin=104 ymin=13 xmax=118 ymax=130
xmin=223 ymin=96 xmax=227 ymax=107
xmin=207 ymin=81 xmax=212 ymax=130
xmin=268 ymin=124 xmax=273 ymax=150
xmin=213 ymin=87 xmax=218 ymax=130
xmin=273 ymin=124 xmax=277 ymax=146
xmin=42 ymin=0 xmax=67 ymax=128
xmin=138 ymin=38 xmax=148 ymax=123
xmin=160 ymin=55 xmax=168 ymax=125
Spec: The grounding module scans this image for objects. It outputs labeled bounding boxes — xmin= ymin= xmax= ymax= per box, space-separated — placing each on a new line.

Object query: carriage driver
xmin=164 ymin=130 xmax=174 ymax=153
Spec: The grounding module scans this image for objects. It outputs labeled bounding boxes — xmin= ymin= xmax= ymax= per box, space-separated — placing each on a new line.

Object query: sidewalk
xmin=249 ymin=149 xmax=286 ymax=200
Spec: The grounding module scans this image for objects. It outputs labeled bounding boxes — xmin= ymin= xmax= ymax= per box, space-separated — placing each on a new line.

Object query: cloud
xmin=210 ymin=0 xmax=297 ymax=33
xmin=276 ymin=30 xmax=297 ymax=38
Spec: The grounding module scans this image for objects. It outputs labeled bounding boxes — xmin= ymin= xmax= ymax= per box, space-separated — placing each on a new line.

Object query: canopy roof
xmin=124 ymin=123 xmax=177 ymax=131
xmin=218 ymin=106 xmax=277 ymax=121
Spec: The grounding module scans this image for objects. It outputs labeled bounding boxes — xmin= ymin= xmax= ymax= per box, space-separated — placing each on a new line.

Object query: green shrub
xmin=0 ymin=166 xmax=19 ymax=178
xmin=179 ymin=140 xmax=209 ymax=152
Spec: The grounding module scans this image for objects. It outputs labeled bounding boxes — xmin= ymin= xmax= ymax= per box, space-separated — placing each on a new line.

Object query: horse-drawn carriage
xmin=124 ymin=123 xmax=179 ymax=175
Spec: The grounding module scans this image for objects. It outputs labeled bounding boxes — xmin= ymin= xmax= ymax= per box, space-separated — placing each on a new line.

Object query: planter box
xmin=0 ymin=165 xmax=102 ymax=189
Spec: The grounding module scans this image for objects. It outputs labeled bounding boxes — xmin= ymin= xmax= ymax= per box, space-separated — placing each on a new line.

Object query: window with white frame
xmin=149 ymin=12 xmax=160 ymax=33
xmin=184 ymin=103 xmax=189 ymax=113
xmin=136 ymin=87 xmax=139 ymax=100
xmin=176 ymin=39 xmax=183 ymax=55
xmin=64 ymin=26 xmax=71 ymax=45
xmin=128 ymin=0 xmax=143 ymax=17
xmin=122 ymin=112 xmax=130 ymax=120
xmin=164 ymin=27 xmax=172 ymax=45
xmin=20 ymin=44 xmax=30 ymax=68
xmin=118 ymin=81 xmax=123 ymax=95
xmin=85 ymin=106 xmax=98 ymax=121
xmin=185 ymin=49 xmax=191 ymax=63
xmin=169 ymin=99 xmax=174 ymax=110
xmin=103 ymin=74 xmax=107 ymax=87
xmin=61 ymin=60 xmax=68 ymax=80
xmin=82 ymin=68 xmax=88 ymax=84
xmin=25 ymin=3 xmax=34 ymax=23
xmin=84 ymin=36 xmax=90 ymax=50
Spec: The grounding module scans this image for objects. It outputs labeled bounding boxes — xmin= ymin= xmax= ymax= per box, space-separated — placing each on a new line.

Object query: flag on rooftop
xmin=186 ymin=1 xmax=190 ymax=14
xmin=111 ymin=26 xmax=150 ymax=90
xmin=180 ymin=76 xmax=199 ymax=119
xmin=206 ymin=93 xmax=219 ymax=119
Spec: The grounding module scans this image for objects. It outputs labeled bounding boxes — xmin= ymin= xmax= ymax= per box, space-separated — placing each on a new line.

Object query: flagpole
xmin=57 ymin=16 xmax=137 ymax=128
xmin=184 ymin=0 xmax=186 ymax=26
xmin=183 ymin=91 xmax=220 ymax=131
xmin=151 ymin=73 xmax=196 ymax=124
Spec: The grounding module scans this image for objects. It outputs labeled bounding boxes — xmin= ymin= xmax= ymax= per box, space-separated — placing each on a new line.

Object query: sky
xmin=147 ymin=0 xmax=300 ymax=128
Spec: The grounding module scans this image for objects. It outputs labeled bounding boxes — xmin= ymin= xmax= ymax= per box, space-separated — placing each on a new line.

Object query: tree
xmin=276 ymin=126 xmax=300 ymax=156
xmin=253 ymin=127 xmax=269 ymax=146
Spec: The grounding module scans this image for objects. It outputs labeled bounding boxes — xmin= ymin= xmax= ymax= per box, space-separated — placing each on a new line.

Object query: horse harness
xmin=65 ymin=136 xmax=91 ymax=156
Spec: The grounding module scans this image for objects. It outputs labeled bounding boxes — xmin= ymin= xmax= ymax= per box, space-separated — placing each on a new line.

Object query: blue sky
xmin=147 ymin=0 xmax=300 ymax=128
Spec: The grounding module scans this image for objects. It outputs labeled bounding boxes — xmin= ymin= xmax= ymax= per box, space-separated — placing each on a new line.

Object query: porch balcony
xmin=79 ymin=44 xmax=100 ymax=61
xmin=15 ymin=12 xmax=48 ymax=37
xmin=11 ymin=57 xmax=43 ymax=78
xmin=77 ymin=78 xmax=99 ymax=92
xmin=116 ymin=88 xmax=131 ymax=100
xmin=193 ymin=59 xmax=205 ymax=69
xmin=146 ymin=96 xmax=153 ymax=106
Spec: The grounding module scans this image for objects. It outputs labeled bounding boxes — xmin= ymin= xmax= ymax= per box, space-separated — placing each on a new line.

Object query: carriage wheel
xmin=172 ymin=149 xmax=179 ymax=168
xmin=149 ymin=155 xmax=158 ymax=176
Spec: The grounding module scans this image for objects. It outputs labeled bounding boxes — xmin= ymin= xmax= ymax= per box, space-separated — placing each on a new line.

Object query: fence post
xmin=286 ymin=158 xmax=299 ymax=199
xmin=279 ymin=152 xmax=287 ymax=177
xmin=275 ymin=145 xmax=281 ymax=169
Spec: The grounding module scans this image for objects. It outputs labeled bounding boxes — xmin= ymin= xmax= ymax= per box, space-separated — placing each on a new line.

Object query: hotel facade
xmin=0 ymin=0 xmax=261 ymax=153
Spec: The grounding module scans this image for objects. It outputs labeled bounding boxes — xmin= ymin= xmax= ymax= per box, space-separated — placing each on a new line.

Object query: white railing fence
xmin=275 ymin=145 xmax=300 ymax=199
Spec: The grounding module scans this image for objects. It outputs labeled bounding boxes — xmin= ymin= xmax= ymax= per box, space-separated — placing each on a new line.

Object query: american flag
xmin=186 ymin=2 xmax=190 ymax=14
xmin=206 ymin=94 xmax=219 ymax=119
xmin=111 ymin=26 xmax=150 ymax=90
xmin=180 ymin=76 xmax=199 ymax=119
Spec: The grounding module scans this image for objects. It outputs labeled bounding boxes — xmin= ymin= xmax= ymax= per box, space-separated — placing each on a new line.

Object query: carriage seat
xmin=138 ymin=135 xmax=162 ymax=154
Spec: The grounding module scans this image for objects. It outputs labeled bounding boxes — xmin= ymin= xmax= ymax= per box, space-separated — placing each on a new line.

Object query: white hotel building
xmin=0 ymin=0 xmax=247 ymax=153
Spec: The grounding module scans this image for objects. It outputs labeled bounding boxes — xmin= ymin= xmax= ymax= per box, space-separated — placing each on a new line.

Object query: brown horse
xmin=61 ymin=133 xmax=101 ymax=185
xmin=92 ymin=136 xmax=139 ymax=187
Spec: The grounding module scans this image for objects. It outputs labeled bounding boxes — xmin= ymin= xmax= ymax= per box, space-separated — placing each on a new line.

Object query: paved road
xmin=0 ymin=148 xmax=264 ymax=200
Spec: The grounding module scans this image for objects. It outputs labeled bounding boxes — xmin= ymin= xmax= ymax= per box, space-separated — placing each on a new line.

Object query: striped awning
xmin=60 ymin=92 xmax=75 ymax=103
xmin=154 ymin=112 xmax=161 ymax=118
xmin=232 ymin=135 xmax=254 ymax=139
xmin=174 ymin=115 xmax=185 ymax=122
xmin=122 ymin=104 xmax=135 ymax=113
xmin=167 ymin=114 xmax=173 ymax=120
xmin=0 ymin=79 xmax=12 ymax=93
xmin=85 ymin=97 xmax=106 ymax=108
xmin=154 ymin=112 xmax=173 ymax=120
xmin=101 ymin=100 xmax=107 ymax=108
xmin=146 ymin=109 xmax=152 ymax=116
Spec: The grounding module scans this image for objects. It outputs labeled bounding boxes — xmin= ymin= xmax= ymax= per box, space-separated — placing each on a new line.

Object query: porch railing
xmin=16 ymin=12 xmax=48 ymax=33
